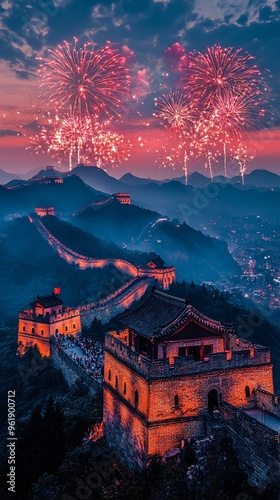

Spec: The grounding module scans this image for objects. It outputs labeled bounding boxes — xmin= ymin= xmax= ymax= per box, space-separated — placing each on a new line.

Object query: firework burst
xmin=211 ymin=88 xmax=267 ymax=176
xmin=187 ymin=44 xmax=265 ymax=107
xmin=38 ymin=38 xmax=130 ymax=121
xmin=90 ymin=124 xmax=132 ymax=168
xmin=153 ymin=91 xmax=197 ymax=182
xmin=154 ymin=90 xmax=194 ymax=132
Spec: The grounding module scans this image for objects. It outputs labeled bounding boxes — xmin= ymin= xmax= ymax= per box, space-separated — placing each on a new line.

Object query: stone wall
xmin=221 ymin=401 xmax=280 ymax=489
xmin=103 ymin=341 xmax=274 ymax=468
xmin=80 ymin=279 xmax=151 ymax=327
xmin=50 ymin=340 xmax=101 ymax=396
xmin=254 ymin=388 xmax=280 ymax=417
xmin=103 ymin=385 xmax=148 ymax=469
xmin=105 ymin=334 xmax=273 ymax=382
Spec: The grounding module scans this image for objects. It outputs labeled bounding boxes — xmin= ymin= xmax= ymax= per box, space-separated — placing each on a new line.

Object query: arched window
xmin=55 ymin=328 xmax=59 ymax=334
xmin=174 ymin=394 xmax=179 ymax=408
xmin=123 ymin=382 xmax=127 ymax=395
xmin=73 ymin=323 xmax=76 ymax=329
xmin=134 ymin=390 xmax=139 ymax=405
xmin=41 ymin=329 xmax=44 ymax=335
xmin=22 ymin=326 xmax=26 ymax=332
xmin=65 ymin=325 xmax=68 ymax=332
xmin=115 ymin=375 xmax=118 ymax=389
xmin=31 ymin=327 xmax=34 ymax=334
xmin=245 ymin=386 xmax=250 ymax=398
xmin=108 ymin=369 xmax=111 ymax=381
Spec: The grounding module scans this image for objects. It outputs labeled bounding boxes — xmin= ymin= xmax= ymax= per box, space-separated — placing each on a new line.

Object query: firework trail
xmin=28 ymin=114 xmax=92 ymax=169
xmin=154 ymin=91 xmax=197 ymax=182
xmin=186 ymin=44 xmax=265 ymax=108
xmin=38 ymin=38 xmax=130 ymax=121
xmin=211 ymin=88 xmax=266 ymax=176
xmin=231 ymin=142 xmax=253 ymax=185
xmin=155 ymin=143 xmax=178 ymax=170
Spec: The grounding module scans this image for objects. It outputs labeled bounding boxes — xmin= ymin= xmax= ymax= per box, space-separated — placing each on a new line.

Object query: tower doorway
xmin=208 ymin=389 xmax=219 ymax=412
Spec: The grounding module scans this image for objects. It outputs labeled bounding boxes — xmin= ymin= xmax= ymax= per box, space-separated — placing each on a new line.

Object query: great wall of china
xmin=28 ymin=214 xmax=176 ymax=324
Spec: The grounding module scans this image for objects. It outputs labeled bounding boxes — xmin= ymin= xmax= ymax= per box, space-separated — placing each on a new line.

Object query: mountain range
xmin=2 ymin=165 xmax=280 ymax=190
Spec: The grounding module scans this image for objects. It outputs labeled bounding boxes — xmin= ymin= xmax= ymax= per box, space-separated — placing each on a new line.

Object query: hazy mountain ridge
xmin=0 ymin=176 xmax=107 ymax=219
xmin=0 ymin=217 xmax=130 ymax=322
xmin=42 ymin=215 xmax=158 ymax=266
xmin=74 ymin=200 xmax=160 ymax=244
xmin=71 ymin=201 xmax=240 ymax=283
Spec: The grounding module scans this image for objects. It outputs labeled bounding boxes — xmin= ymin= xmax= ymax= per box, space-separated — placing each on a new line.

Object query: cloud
xmin=0 ymin=129 xmax=23 ymax=137
xmin=193 ymin=0 xmax=279 ymax=27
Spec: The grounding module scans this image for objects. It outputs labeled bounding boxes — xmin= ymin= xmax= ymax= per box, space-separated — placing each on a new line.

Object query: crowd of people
xmin=55 ymin=333 xmax=104 ymax=382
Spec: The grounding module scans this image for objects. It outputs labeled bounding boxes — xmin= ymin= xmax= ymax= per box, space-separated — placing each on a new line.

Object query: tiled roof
xmin=121 ymin=289 xmax=234 ymax=339
xmin=147 ymin=256 xmax=165 ymax=268
xmin=30 ymin=293 xmax=63 ymax=308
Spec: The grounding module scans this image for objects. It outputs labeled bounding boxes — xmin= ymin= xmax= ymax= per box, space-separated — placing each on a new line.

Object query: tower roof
xmin=30 ymin=293 xmax=63 ymax=308
xmin=121 ymin=289 xmax=233 ymax=339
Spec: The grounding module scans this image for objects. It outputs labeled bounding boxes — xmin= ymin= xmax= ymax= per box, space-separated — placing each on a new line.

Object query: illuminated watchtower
xmin=103 ymin=289 xmax=274 ymax=468
xmin=18 ymin=292 xmax=81 ymax=356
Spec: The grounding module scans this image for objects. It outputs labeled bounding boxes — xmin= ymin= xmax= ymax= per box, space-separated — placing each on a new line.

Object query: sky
xmin=0 ymin=0 xmax=280 ymax=179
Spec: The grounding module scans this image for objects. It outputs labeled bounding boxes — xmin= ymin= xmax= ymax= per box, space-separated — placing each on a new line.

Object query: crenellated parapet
xmin=105 ymin=332 xmax=271 ymax=380
xmin=30 ymin=215 xmax=175 ymax=289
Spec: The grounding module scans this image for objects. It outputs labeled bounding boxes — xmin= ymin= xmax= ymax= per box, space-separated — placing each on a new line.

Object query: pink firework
xmin=28 ymin=114 xmax=93 ymax=170
xmin=211 ymin=88 xmax=266 ymax=176
xmin=90 ymin=124 xmax=132 ymax=168
xmin=49 ymin=114 xmax=93 ymax=169
xmin=154 ymin=90 xmax=195 ymax=132
xmin=153 ymin=91 xmax=197 ymax=182
xmin=38 ymin=38 xmax=130 ymax=120
xmin=155 ymin=143 xmax=178 ymax=170
xmin=213 ymin=89 xmax=266 ymax=134
xmin=187 ymin=45 xmax=265 ymax=107
xmin=231 ymin=142 xmax=253 ymax=185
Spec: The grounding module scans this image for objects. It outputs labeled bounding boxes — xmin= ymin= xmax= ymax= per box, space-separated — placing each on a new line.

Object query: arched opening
xmin=134 ymin=390 xmax=139 ymax=406
xmin=123 ymin=382 xmax=126 ymax=395
xmin=208 ymin=389 xmax=219 ymax=412
xmin=174 ymin=394 xmax=179 ymax=408
xmin=41 ymin=329 xmax=44 ymax=335
xmin=55 ymin=328 xmax=59 ymax=334
xmin=31 ymin=327 xmax=34 ymax=334
xmin=22 ymin=326 xmax=26 ymax=332
xmin=108 ymin=369 xmax=111 ymax=381
xmin=73 ymin=323 xmax=76 ymax=329
xmin=65 ymin=325 xmax=68 ymax=332
xmin=245 ymin=386 xmax=250 ymax=398
xmin=115 ymin=375 xmax=118 ymax=389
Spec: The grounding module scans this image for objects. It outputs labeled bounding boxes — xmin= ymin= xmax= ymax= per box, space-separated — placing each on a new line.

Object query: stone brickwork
xmin=30 ymin=215 xmax=175 ymax=289
xmin=103 ymin=334 xmax=274 ymax=467
xmin=103 ymin=385 xmax=148 ymax=469
xmin=221 ymin=402 xmax=280 ymax=489
xmin=50 ymin=339 xmax=101 ymax=396
xmin=80 ymin=279 xmax=151 ymax=327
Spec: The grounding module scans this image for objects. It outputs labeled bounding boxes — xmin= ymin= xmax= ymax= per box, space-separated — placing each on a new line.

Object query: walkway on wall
xmin=72 ymin=196 xmax=114 ymax=217
xmin=29 ymin=214 xmax=153 ymax=325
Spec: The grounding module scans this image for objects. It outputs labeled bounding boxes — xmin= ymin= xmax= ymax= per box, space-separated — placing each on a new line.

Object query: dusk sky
xmin=0 ymin=0 xmax=280 ymax=179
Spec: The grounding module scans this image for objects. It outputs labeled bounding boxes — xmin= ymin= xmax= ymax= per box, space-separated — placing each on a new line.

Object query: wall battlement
xmin=19 ymin=308 xmax=80 ymax=323
xmin=105 ymin=333 xmax=271 ymax=380
xmin=30 ymin=215 xmax=175 ymax=289
xmin=221 ymin=401 xmax=280 ymax=488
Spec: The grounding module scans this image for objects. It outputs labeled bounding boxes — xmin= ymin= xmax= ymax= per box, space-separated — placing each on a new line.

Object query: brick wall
xmin=103 ymin=386 xmax=148 ymax=468
xmin=221 ymin=402 xmax=280 ymax=489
